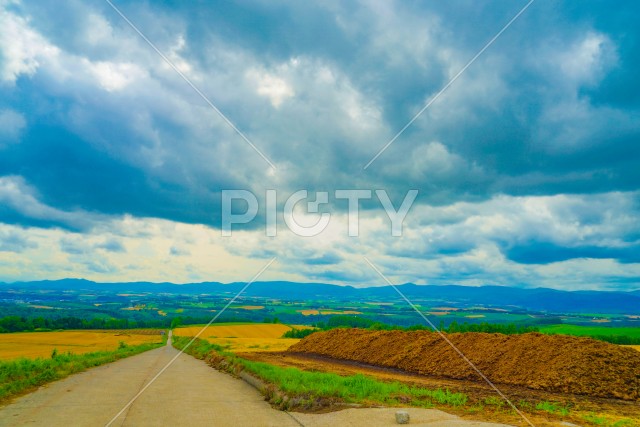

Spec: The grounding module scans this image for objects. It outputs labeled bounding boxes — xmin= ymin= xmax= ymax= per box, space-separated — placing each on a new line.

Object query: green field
xmin=539 ymin=324 xmax=640 ymax=338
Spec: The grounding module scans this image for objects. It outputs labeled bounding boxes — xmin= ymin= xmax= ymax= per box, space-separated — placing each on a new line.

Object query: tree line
xmin=310 ymin=315 xmax=539 ymax=334
xmin=0 ymin=315 xmax=170 ymax=333
xmin=284 ymin=316 xmax=540 ymax=339
xmin=0 ymin=314 xmax=258 ymax=333
xmin=286 ymin=316 xmax=640 ymax=344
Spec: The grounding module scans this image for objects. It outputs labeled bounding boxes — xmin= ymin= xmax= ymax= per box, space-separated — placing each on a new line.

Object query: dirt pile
xmin=288 ymin=329 xmax=640 ymax=401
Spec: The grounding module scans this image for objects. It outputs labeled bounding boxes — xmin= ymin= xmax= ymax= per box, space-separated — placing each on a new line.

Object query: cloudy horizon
xmin=1 ymin=0 xmax=639 ymax=291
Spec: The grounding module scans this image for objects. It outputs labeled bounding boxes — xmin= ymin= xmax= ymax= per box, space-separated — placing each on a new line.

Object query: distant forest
xmin=0 ymin=315 xmax=168 ymax=332
xmin=2 ymin=313 xmax=639 ymax=345
xmin=289 ymin=315 xmax=640 ymax=345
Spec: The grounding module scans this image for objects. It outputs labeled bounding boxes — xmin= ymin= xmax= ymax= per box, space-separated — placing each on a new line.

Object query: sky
xmin=0 ymin=0 xmax=639 ymax=290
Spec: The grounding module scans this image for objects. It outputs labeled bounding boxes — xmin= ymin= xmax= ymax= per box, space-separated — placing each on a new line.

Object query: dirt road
xmin=0 ymin=336 xmax=513 ymax=427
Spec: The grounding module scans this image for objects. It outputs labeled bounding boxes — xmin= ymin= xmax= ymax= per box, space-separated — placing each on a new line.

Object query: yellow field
xmin=27 ymin=305 xmax=56 ymax=310
xmin=174 ymin=323 xmax=312 ymax=353
xmin=296 ymin=309 xmax=363 ymax=316
xmin=298 ymin=309 xmax=320 ymax=315
xmin=321 ymin=310 xmax=362 ymax=315
xmin=625 ymin=345 xmax=640 ymax=352
xmin=121 ymin=305 xmax=145 ymax=311
xmin=0 ymin=330 xmax=164 ymax=360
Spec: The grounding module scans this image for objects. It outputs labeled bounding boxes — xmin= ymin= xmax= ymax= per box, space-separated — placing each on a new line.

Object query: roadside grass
xmin=0 ymin=340 xmax=164 ymax=402
xmin=535 ymin=401 xmax=570 ymax=416
xmin=483 ymin=396 xmax=505 ymax=408
xmin=173 ymin=336 xmax=466 ymax=408
xmin=582 ymin=413 xmax=637 ymax=427
xmin=241 ymin=359 xmax=468 ymax=407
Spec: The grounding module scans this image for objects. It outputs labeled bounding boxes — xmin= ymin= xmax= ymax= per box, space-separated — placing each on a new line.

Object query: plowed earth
xmin=287 ymin=329 xmax=640 ymax=401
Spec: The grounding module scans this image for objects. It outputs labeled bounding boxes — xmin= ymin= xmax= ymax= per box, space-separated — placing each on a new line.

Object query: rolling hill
xmin=1 ymin=279 xmax=639 ymax=314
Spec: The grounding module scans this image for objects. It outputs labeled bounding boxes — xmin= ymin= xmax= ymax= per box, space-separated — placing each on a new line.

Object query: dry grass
xmin=121 ymin=304 xmax=146 ymax=311
xmin=0 ymin=330 xmax=163 ymax=360
xmin=173 ymin=323 xmax=311 ymax=353
xmin=204 ymin=337 xmax=298 ymax=353
xmin=175 ymin=323 xmax=293 ymax=339
xmin=237 ymin=305 xmax=265 ymax=310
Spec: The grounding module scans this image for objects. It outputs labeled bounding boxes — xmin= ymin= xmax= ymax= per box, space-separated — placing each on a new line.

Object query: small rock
xmin=395 ymin=410 xmax=410 ymax=424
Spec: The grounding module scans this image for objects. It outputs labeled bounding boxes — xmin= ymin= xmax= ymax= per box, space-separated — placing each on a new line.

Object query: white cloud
xmin=166 ymin=35 xmax=193 ymax=74
xmin=409 ymin=142 xmax=464 ymax=178
xmin=559 ymin=32 xmax=615 ymax=85
xmin=84 ymin=13 xmax=115 ymax=47
xmin=247 ymin=68 xmax=295 ymax=108
xmin=0 ymin=6 xmax=59 ymax=84
xmin=86 ymin=60 xmax=147 ymax=92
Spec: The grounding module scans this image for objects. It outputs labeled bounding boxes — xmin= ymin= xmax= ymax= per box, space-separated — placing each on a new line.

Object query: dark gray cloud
xmin=0 ymin=229 xmax=37 ymax=253
xmin=59 ymin=237 xmax=87 ymax=255
xmin=169 ymin=245 xmax=190 ymax=256
xmin=96 ymin=238 xmax=126 ymax=253
xmin=505 ymin=242 xmax=640 ymax=265
xmin=303 ymin=253 xmax=343 ymax=266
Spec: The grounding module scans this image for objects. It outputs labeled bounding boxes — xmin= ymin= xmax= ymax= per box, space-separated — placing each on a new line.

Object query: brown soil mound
xmin=288 ymin=329 xmax=640 ymax=401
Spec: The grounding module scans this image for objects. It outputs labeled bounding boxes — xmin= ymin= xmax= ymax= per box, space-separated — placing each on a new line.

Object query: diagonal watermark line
xmin=104 ymin=0 xmax=276 ymax=170
xmin=363 ymin=257 xmax=535 ymax=427
xmin=363 ymin=0 xmax=535 ymax=170
xmin=104 ymin=257 xmax=277 ymax=427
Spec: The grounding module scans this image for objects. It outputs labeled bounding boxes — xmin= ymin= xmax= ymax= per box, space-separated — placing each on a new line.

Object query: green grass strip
xmin=173 ymin=336 xmax=467 ymax=408
xmin=241 ymin=359 xmax=467 ymax=407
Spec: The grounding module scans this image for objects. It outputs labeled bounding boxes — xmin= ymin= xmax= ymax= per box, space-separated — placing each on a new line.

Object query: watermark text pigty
xmin=222 ymin=189 xmax=418 ymax=237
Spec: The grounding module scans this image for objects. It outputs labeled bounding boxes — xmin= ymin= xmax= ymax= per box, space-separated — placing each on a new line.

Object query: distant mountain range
xmin=1 ymin=279 xmax=639 ymax=314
